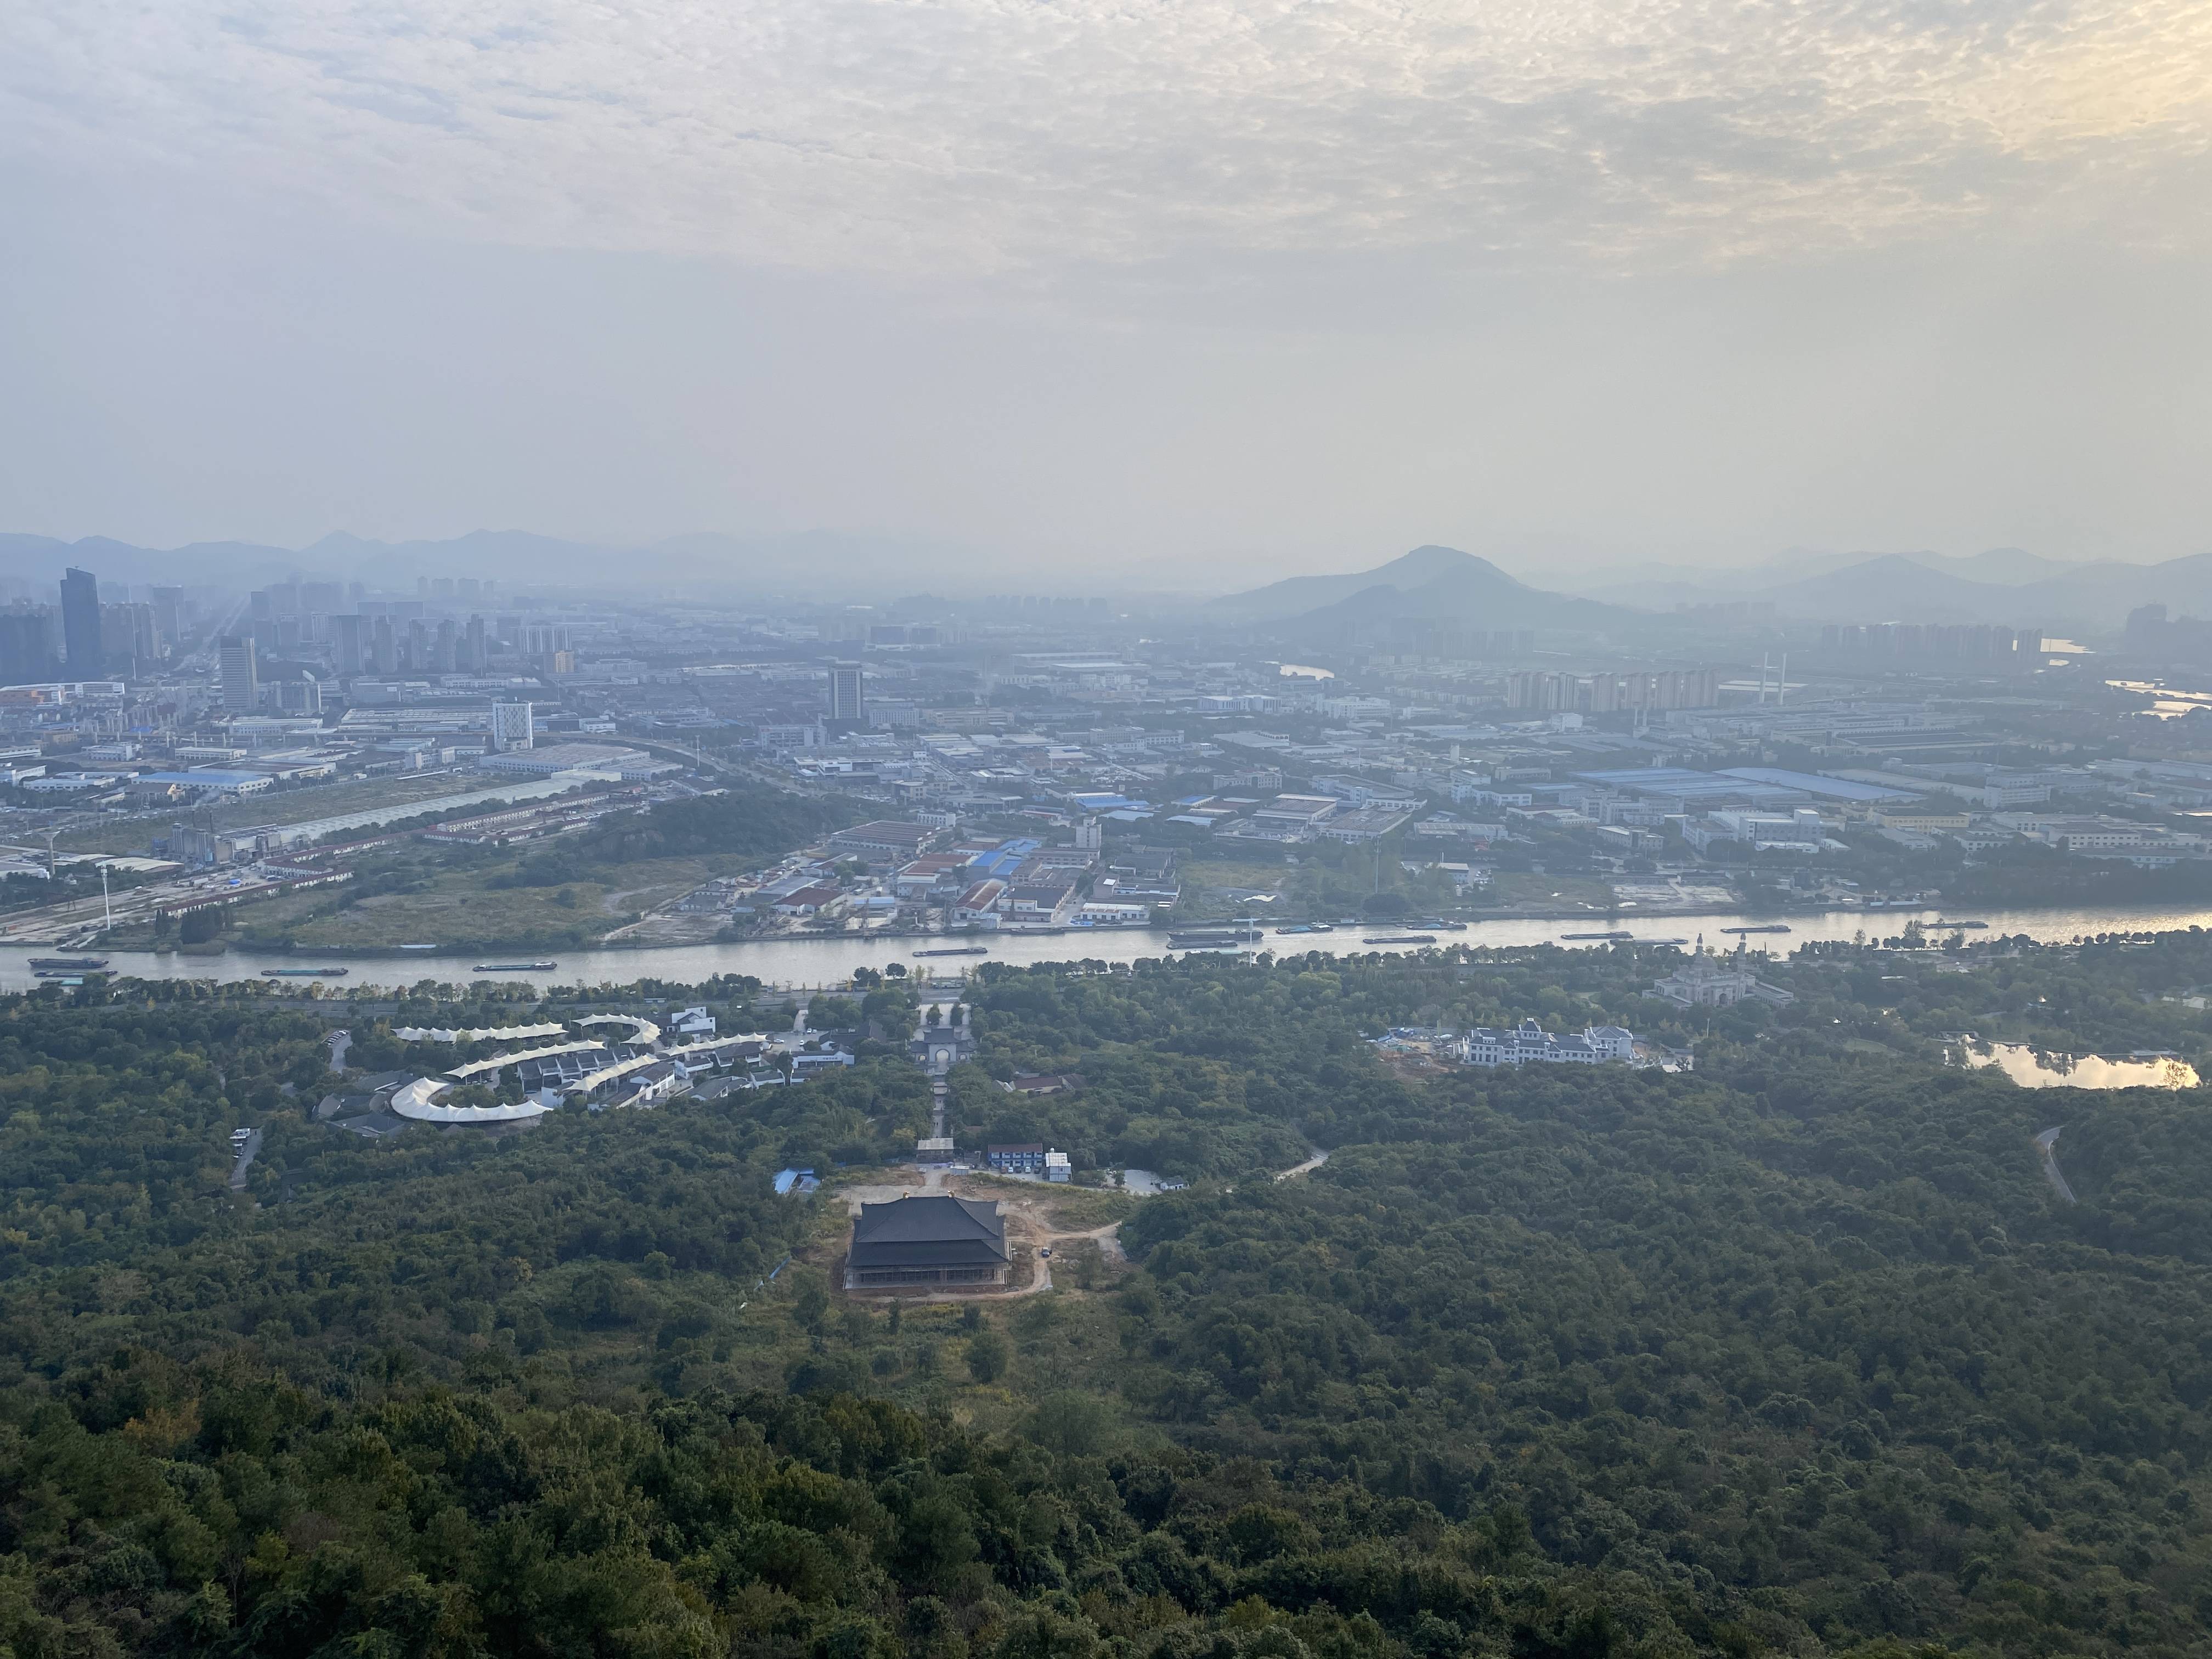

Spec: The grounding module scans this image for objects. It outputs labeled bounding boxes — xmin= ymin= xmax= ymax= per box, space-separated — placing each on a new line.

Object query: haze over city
xmin=16 ymin=8 xmax=2212 ymax=1659
xmin=7 ymin=0 xmax=2211 ymax=585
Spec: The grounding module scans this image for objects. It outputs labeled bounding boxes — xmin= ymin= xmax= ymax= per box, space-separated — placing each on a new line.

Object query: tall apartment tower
xmin=490 ymin=701 xmax=534 ymax=752
xmin=149 ymin=586 xmax=184 ymax=653
xmin=331 ymin=614 xmax=365 ymax=674
xmin=217 ymin=635 xmax=259 ymax=711
xmin=60 ymin=568 xmax=101 ymax=675
xmin=828 ymin=661 xmax=865 ymax=724
xmin=0 ymin=610 xmax=57 ymax=685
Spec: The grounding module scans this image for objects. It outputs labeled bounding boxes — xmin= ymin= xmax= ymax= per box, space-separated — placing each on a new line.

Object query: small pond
xmin=1957 ymin=1042 xmax=2199 ymax=1090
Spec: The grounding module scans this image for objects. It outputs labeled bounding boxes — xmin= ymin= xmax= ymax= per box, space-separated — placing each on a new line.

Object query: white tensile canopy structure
xmin=445 ymin=1040 xmax=606 ymax=1082
xmin=574 ymin=1013 xmax=662 ymax=1045
xmin=388 ymin=1077 xmax=552 ymax=1125
xmin=392 ymin=1022 xmax=568 ymax=1043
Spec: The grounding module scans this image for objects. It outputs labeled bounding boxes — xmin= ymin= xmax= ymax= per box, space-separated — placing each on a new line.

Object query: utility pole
xmin=100 ymin=864 xmax=112 ymax=932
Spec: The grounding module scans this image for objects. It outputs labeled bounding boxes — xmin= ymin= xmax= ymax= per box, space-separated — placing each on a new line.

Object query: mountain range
xmin=9 ymin=526 xmax=2211 ymax=631
xmin=0 ymin=528 xmax=977 ymax=599
xmin=1223 ymin=544 xmax=2212 ymax=633
xmin=1730 ymin=552 xmax=2212 ymax=628
xmin=1549 ymin=546 xmax=2212 ymax=627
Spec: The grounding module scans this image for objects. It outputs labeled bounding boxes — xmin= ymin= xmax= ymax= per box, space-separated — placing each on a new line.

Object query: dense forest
xmin=5 ymin=935 xmax=2212 ymax=1657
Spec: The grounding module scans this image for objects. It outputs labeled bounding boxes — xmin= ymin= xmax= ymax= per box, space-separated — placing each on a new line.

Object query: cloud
xmin=7 ymin=0 xmax=2211 ymax=279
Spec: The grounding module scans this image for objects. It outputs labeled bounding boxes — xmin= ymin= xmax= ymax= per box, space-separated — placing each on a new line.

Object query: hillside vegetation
xmin=5 ymin=938 xmax=2212 ymax=1658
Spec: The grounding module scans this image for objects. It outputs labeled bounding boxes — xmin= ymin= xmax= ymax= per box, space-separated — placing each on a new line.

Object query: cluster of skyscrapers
xmin=0 ymin=567 xmax=186 ymax=685
xmin=1814 ymin=623 xmax=2044 ymax=665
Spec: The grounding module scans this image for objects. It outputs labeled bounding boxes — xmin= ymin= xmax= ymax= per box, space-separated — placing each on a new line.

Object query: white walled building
xmin=490 ymin=701 xmax=534 ymax=752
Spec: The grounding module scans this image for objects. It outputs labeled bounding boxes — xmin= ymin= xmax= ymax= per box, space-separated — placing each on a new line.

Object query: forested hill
xmin=6 ymin=939 xmax=2212 ymax=1659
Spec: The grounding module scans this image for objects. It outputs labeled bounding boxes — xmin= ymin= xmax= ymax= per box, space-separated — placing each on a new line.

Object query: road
xmin=627 ymin=736 xmax=828 ymax=798
xmin=228 ymin=1127 xmax=263 ymax=1193
xmin=2034 ymin=1126 xmax=2076 ymax=1203
xmin=326 ymin=1030 xmax=351 ymax=1074
xmin=1276 ymin=1146 xmax=1330 ymax=1180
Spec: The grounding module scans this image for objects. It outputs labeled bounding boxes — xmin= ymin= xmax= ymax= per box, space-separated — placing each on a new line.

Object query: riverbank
xmin=7 ymin=896 xmax=2208 ymax=994
xmin=57 ymin=899 xmax=1913 ymax=964
xmin=164 ymin=896 xmax=1913 ymax=960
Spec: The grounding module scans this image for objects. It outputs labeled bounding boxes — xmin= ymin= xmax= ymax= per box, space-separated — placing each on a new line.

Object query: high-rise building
xmin=217 ymin=635 xmax=259 ymax=711
xmin=371 ymin=616 xmax=397 ymax=674
xmin=125 ymin=604 xmax=157 ymax=674
xmin=60 ymin=568 xmax=100 ymax=675
xmin=518 ymin=622 xmax=571 ymax=661
xmin=0 ymin=609 xmax=57 ymax=686
xmin=149 ymin=586 xmax=184 ymax=653
xmin=490 ymin=702 xmax=534 ymax=752
xmin=465 ymin=615 xmax=489 ymax=673
xmin=828 ymin=661 xmax=865 ymax=724
xmin=332 ymin=614 xmax=365 ymax=674
xmin=100 ymin=606 xmax=139 ymax=676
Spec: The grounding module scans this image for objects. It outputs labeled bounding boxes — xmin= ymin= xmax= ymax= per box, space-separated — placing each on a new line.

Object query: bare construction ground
xmin=828 ymin=1167 xmax=1131 ymax=1302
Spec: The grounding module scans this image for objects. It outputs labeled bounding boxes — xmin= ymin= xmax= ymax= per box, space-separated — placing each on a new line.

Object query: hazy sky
xmin=4 ymin=0 xmax=2210 ymax=581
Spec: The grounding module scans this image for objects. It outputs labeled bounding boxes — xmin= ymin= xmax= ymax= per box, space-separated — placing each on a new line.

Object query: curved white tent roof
xmin=393 ymin=1021 xmax=567 ymax=1044
xmin=390 ymin=1076 xmax=552 ymax=1125
xmin=575 ymin=1013 xmax=661 ymax=1046
xmin=446 ymin=1039 xmax=605 ymax=1081
xmin=564 ymin=1052 xmax=667 ymax=1096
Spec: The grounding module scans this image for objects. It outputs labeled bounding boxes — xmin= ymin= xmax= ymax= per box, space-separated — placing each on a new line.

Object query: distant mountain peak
xmin=1209 ymin=544 xmax=1524 ymax=622
xmin=1207 ymin=542 xmax=1637 ymax=634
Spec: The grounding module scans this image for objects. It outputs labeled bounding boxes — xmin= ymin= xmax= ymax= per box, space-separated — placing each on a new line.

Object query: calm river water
xmin=4 ymin=900 xmax=2210 ymax=994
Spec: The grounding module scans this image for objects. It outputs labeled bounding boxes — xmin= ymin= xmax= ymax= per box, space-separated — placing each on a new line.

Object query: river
xmin=4 ymin=900 xmax=2208 ymax=994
